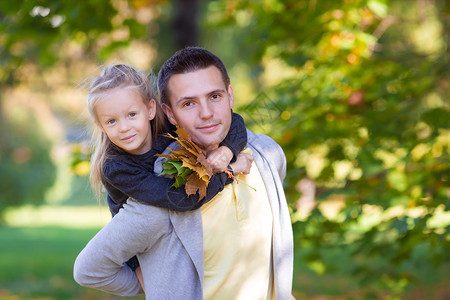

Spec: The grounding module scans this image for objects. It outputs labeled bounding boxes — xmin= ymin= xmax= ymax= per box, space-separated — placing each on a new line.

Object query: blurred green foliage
xmin=0 ymin=108 xmax=56 ymax=220
xmin=0 ymin=0 xmax=145 ymax=73
xmin=206 ymin=0 xmax=450 ymax=295
xmin=0 ymin=0 xmax=155 ymax=220
xmin=0 ymin=0 xmax=448 ymax=297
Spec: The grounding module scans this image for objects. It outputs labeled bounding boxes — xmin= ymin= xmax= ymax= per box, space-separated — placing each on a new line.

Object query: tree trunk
xmin=172 ymin=0 xmax=198 ymax=49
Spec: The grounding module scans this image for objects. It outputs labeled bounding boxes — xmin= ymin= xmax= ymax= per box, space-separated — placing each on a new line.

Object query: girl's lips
xmin=122 ymin=134 xmax=136 ymax=142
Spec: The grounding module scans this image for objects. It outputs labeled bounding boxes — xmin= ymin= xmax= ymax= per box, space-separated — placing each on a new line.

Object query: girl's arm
xmin=104 ymin=112 xmax=248 ymax=212
xmin=219 ymin=112 xmax=247 ymax=161
xmin=104 ymin=162 xmax=232 ymax=212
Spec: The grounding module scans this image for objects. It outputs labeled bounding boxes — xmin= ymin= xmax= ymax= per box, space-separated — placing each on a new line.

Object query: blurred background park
xmin=0 ymin=0 xmax=449 ymax=299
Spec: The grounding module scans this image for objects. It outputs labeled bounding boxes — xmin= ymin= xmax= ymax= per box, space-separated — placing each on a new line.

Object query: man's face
xmin=163 ymin=66 xmax=234 ymax=152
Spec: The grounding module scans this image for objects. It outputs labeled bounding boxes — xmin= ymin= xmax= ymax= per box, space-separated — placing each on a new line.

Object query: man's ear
xmin=227 ymin=85 xmax=235 ymax=109
xmin=162 ymin=103 xmax=178 ymax=126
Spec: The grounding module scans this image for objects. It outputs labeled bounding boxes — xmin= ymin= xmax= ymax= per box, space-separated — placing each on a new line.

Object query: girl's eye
xmin=129 ymin=112 xmax=136 ymax=118
xmin=107 ymin=119 xmax=116 ymax=125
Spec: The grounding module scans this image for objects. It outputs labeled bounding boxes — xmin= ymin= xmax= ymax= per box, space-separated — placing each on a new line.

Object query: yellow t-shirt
xmin=201 ymin=150 xmax=275 ymax=300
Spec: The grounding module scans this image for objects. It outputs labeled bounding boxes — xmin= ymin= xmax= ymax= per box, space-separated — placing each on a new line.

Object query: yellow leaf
xmin=197 ymin=152 xmax=213 ymax=177
xmin=176 ymin=127 xmax=192 ymax=142
xmin=181 ymin=159 xmax=198 ymax=171
xmin=185 ymin=173 xmax=208 ymax=200
xmin=155 ymin=126 xmax=215 ymax=200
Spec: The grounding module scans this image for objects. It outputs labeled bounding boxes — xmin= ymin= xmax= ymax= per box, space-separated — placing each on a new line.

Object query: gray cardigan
xmin=73 ymin=130 xmax=294 ymax=299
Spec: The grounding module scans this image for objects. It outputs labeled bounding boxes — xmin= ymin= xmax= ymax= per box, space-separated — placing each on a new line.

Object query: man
xmin=74 ymin=47 xmax=293 ymax=299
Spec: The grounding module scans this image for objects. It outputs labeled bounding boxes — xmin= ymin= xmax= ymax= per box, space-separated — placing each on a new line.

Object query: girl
xmin=85 ymin=64 xmax=250 ymax=279
xmin=87 ymin=64 xmax=248 ymax=213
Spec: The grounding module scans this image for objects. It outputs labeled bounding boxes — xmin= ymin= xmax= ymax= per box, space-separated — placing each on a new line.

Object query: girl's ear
xmin=162 ymin=103 xmax=178 ymax=126
xmin=148 ymin=99 xmax=157 ymax=120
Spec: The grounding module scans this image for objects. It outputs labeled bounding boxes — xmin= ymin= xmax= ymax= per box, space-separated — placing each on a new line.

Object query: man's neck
xmin=204 ymin=147 xmax=222 ymax=156
xmin=199 ymin=144 xmax=220 ymax=154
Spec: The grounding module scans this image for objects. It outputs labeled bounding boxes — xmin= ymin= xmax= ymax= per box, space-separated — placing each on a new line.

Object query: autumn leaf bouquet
xmin=156 ymin=127 xmax=233 ymax=200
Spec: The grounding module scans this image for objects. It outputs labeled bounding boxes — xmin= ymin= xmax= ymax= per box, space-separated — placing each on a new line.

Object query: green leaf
xmin=168 ymin=160 xmax=183 ymax=172
xmin=173 ymin=174 xmax=187 ymax=188
xmin=160 ymin=159 xmax=194 ymax=188
xmin=179 ymin=166 xmax=194 ymax=178
xmin=172 ymin=167 xmax=194 ymax=188
xmin=160 ymin=160 xmax=180 ymax=176
xmin=367 ymin=0 xmax=388 ymax=18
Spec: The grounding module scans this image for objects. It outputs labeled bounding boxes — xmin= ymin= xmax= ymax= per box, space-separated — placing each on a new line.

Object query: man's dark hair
xmin=157 ymin=47 xmax=230 ymax=106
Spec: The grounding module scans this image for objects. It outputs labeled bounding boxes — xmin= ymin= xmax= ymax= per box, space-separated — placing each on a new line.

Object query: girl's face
xmin=95 ymin=88 xmax=156 ymax=155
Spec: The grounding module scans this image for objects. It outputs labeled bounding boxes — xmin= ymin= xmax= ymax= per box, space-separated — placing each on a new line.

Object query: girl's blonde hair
xmin=87 ymin=64 xmax=166 ymax=199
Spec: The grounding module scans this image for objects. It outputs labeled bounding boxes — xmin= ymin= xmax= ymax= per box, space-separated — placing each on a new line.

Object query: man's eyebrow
xmin=175 ymin=95 xmax=196 ymax=106
xmin=208 ymin=88 xmax=226 ymax=96
xmin=175 ymin=89 xmax=227 ymax=105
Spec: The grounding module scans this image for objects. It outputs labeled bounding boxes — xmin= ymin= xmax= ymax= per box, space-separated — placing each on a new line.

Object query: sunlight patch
xmin=4 ymin=205 xmax=111 ymax=228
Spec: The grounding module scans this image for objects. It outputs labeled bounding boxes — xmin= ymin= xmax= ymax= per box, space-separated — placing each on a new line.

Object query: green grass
xmin=0 ymin=226 xmax=143 ymax=300
xmin=1 ymin=223 xmax=448 ymax=299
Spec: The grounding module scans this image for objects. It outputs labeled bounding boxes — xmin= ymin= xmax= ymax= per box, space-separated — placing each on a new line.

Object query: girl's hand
xmin=207 ymin=146 xmax=233 ymax=173
xmin=135 ymin=266 xmax=145 ymax=293
xmin=229 ymin=153 xmax=253 ymax=175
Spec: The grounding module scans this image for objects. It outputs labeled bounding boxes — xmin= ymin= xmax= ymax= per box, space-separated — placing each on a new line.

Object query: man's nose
xmin=199 ymin=102 xmax=213 ymax=119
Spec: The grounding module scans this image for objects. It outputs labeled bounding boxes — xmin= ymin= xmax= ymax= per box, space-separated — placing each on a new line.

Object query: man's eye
xmin=182 ymin=101 xmax=193 ymax=107
xmin=211 ymin=94 xmax=221 ymax=100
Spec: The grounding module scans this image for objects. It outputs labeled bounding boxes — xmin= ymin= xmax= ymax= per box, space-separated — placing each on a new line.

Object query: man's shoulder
xmin=154 ymin=140 xmax=180 ymax=174
xmin=246 ymin=130 xmax=282 ymax=151
xmin=120 ymin=199 xmax=170 ymax=225
xmin=246 ymin=130 xmax=286 ymax=179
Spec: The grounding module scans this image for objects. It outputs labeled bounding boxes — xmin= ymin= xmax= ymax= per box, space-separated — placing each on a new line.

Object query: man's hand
xmin=229 ymin=153 xmax=253 ymax=175
xmin=207 ymin=146 xmax=234 ymax=173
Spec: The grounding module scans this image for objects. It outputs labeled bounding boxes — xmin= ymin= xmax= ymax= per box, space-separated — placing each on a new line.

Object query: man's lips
xmin=197 ymin=123 xmax=219 ymax=132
